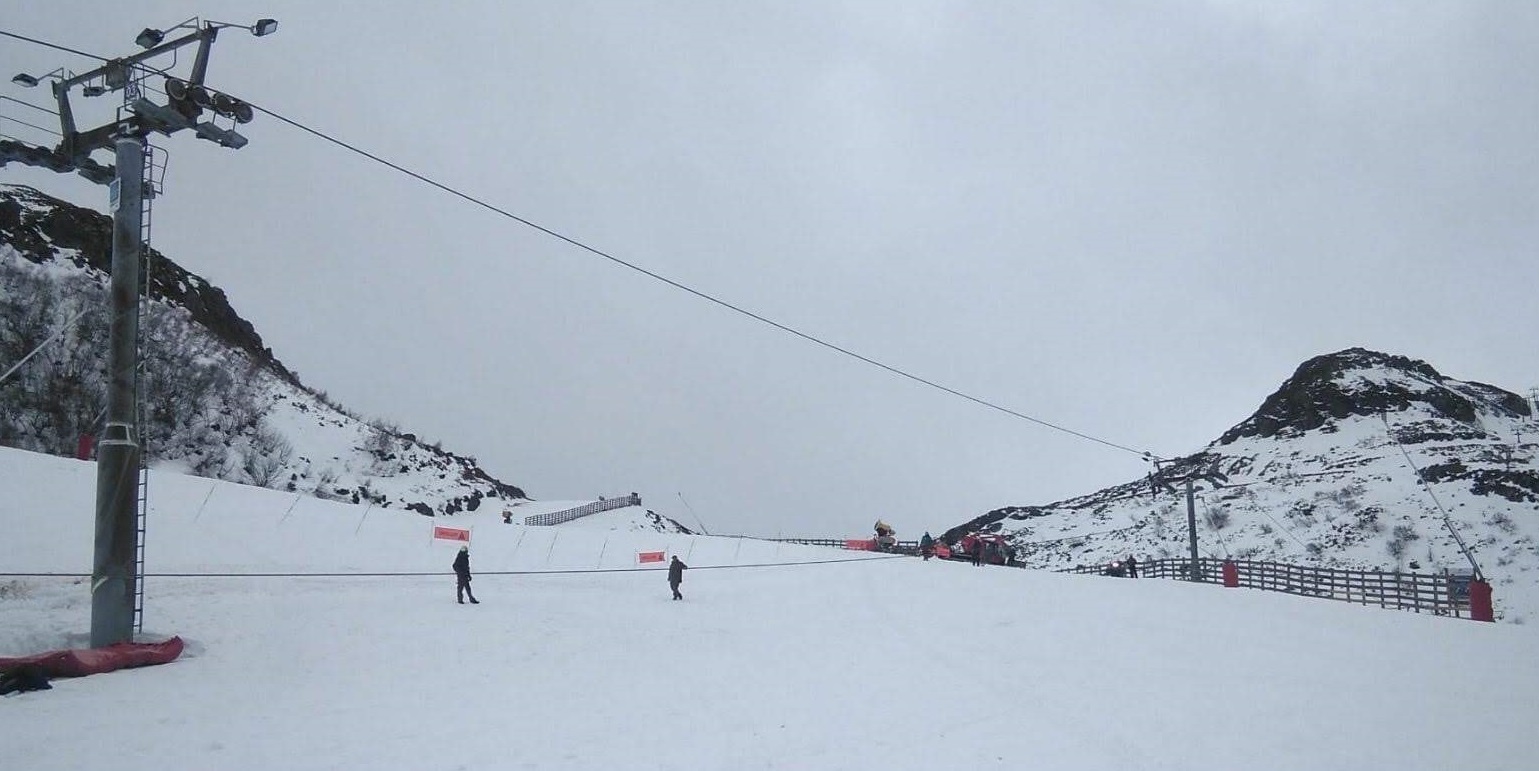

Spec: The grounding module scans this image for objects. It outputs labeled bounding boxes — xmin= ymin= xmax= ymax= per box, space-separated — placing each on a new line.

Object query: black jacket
xmin=453 ymin=551 xmax=470 ymax=577
xmin=668 ymin=559 xmax=687 ymax=583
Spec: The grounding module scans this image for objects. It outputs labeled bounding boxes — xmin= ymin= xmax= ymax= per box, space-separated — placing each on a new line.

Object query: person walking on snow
xmin=668 ymin=555 xmax=688 ymax=600
xmin=453 ymin=545 xmax=479 ymax=604
xmin=920 ymin=532 xmax=935 ymax=560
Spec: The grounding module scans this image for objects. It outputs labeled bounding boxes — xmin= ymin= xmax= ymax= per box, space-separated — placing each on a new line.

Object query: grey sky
xmin=4 ymin=2 xmax=1535 ymax=539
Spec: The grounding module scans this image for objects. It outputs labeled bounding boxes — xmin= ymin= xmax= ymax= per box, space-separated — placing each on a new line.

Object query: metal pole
xmin=90 ymin=133 xmax=145 ymax=648
xmin=1186 ymin=476 xmax=1200 ymax=582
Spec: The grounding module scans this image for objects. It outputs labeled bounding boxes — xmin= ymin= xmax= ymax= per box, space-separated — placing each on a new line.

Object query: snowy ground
xmin=2 ymin=447 xmax=1536 ymax=770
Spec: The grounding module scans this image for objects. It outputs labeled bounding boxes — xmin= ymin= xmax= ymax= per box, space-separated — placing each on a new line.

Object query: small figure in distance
xmin=668 ymin=555 xmax=689 ymax=601
xmin=453 ymin=545 xmax=479 ymax=604
xmin=1125 ymin=555 xmax=1139 ymax=579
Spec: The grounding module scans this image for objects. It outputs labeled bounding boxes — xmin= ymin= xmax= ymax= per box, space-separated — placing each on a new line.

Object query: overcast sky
xmin=4 ymin=2 xmax=1536 ymax=539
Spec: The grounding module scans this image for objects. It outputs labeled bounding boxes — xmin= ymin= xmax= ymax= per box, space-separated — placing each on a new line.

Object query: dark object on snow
xmin=668 ymin=556 xmax=688 ymax=600
xmin=1125 ymin=556 xmax=1139 ymax=578
xmin=0 ymin=636 xmax=184 ymax=685
xmin=453 ymin=546 xmax=478 ymax=604
xmin=0 ymin=664 xmax=52 ymax=694
xmin=1104 ymin=560 xmax=1127 ymax=578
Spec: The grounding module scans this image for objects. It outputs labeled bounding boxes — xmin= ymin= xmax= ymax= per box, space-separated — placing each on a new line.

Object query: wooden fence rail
xmin=1063 ymin=557 xmax=1474 ymax=618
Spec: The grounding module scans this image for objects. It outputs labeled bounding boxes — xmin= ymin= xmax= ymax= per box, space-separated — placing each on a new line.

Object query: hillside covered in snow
xmin=1 ymin=183 xmax=547 ymax=519
xmin=953 ymin=349 xmax=1539 ymax=621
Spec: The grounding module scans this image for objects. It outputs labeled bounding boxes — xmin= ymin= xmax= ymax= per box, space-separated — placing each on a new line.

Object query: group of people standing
xmin=451 ymin=547 xmax=689 ymax=603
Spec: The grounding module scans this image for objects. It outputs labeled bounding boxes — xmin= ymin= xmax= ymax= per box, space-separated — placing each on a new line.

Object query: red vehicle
xmin=950 ymin=533 xmax=1014 ymax=565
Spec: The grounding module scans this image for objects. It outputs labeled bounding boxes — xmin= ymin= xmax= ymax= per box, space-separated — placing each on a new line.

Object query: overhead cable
xmin=0 ymin=26 xmax=1154 ymax=460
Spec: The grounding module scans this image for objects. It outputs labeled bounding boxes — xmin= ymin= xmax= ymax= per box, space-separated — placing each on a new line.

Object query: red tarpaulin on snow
xmin=0 ymin=636 xmax=183 ymax=679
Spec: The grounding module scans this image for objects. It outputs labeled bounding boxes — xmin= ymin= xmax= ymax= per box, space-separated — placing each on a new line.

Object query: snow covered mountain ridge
xmin=953 ymin=348 xmax=1539 ymax=621
xmin=1 ymin=183 xmax=539 ymax=519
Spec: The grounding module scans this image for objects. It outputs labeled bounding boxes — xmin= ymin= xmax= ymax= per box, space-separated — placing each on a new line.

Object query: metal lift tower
xmin=1 ymin=17 xmax=277 ymax=646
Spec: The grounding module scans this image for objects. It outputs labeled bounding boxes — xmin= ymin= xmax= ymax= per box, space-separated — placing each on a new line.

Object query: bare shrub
xmin=242 ymin=421 xmax=294 ymax=487
xmin=1488 ymin=510 xmax=1517 ymax=535
xmin=1387 ymin=524 xmax=1421 ymax=563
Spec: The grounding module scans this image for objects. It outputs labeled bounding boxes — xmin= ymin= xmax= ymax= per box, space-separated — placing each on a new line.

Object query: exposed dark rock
xmin=1417 ymin=460 xmax=1469 ymax=483
xmin=0 ymin=184 xmax=298 ymax=385
xmin=1220 ymin=348 xmax=1527 ymax=445
xmin=1469 ymin=469 xmax=1539 ymax=503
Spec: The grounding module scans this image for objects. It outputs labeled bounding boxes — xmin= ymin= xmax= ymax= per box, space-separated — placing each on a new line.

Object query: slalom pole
xmin=509 ymin=528 xmax=528 ymax=565
xmin=545 ymin=530 xmax=560 ymax=567
xmin=678 ymin=492 xmax=710 ymax=535
xmin=192 ymin=482 xmax=217 ymax=522
xmin=353 ymin=501 xmax=375 ymax=536
xmin=278 ymin=494 xmax=302 ymax=524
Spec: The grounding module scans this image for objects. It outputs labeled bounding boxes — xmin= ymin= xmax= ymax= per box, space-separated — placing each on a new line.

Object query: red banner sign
xmin=844 ymin=539 xmax=876 ymax=551
xmin=637 ymin=551 xmax=665 ymax=564
xmin=433 ymin=526 xmax=470 ymax=543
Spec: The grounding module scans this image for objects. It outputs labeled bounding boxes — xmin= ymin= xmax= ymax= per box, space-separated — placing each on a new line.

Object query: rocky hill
xmin=951 ymin=348 xmax=1539 ymax=621
xmin=1 ymin=183 xmax=529 ymax=517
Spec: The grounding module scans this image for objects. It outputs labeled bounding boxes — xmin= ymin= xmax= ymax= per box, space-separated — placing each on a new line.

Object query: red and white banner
xmin=637 ymin=550 xmax=666 ymax=564
xmin=433 ymin=525 xmax=471 ymax=543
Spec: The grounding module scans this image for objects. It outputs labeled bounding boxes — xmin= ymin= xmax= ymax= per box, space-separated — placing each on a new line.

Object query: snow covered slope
xmin=2 ymin=183 xmax=546 ymax=520
xmin=3 ymin=445 xmax=1536 ymax=770
xmin=956 ymin=349 xmax=1539 ymax=622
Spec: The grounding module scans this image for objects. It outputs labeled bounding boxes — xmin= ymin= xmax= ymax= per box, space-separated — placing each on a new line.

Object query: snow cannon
xmin=873 ymin=520 xmax=897 ymax=552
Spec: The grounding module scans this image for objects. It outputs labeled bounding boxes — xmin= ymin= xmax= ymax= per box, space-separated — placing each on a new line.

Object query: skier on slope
xmin=668 ymin=555 xmax=689 ymax=601
xmin=453 ymin=545 xmax=479 ymax=604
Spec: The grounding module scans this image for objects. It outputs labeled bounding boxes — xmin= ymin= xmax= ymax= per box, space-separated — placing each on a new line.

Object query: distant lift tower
xmin=1 ymin=18 xmax=276 ymax=647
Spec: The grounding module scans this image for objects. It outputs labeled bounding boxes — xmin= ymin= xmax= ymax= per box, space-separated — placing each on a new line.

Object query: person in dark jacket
xmin=920 ymin=532 xmax=935 ymax=561
xmin=453 ymin=545 xmax=479 ymax=604
xmin=1125 ymin=555 xmax=1139 ymax=578
xmin=668 ymin=555 xmax=688 ymax=600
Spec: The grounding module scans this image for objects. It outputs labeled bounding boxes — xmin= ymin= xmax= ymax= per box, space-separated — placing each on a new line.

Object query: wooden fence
xmin=1063 ymin=557 xmax=1476 ymax=618
xmin=524 ymin=493 xmax=642 ymax=526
